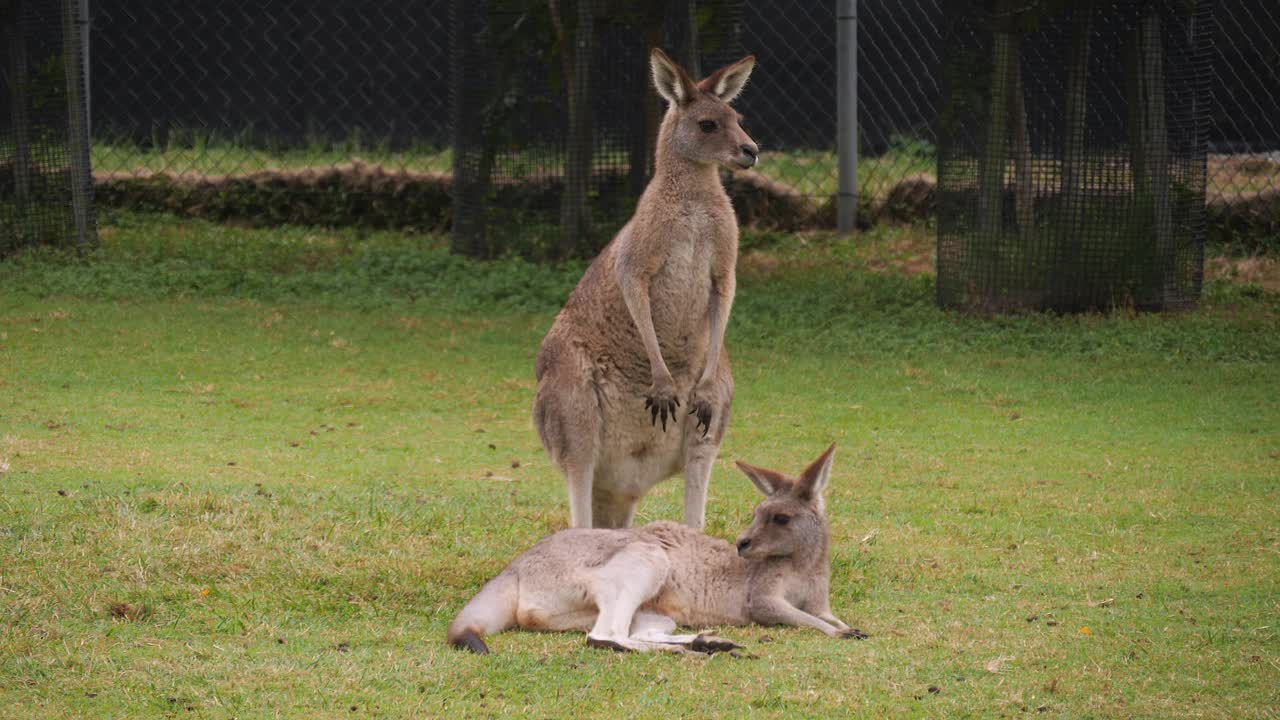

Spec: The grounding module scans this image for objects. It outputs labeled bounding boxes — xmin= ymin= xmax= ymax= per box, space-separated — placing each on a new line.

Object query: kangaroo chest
xmin=647 ymin=209 xmax=728 ymax=354
xmin=653 ymin=239 xmax=712 ymax=304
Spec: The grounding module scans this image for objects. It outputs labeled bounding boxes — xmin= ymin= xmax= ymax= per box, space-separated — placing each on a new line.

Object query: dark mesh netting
xmin=450 ymin=0 xmax=743 ymax=260
xmin=936 ymin=0 xmax=1212 ymax=313
xmin=2 ymin=0 xmax=94 ymax=254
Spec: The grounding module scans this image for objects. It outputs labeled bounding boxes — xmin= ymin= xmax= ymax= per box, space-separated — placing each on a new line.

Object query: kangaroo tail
xmin=447 ymin=569 xmax=519 ymax=655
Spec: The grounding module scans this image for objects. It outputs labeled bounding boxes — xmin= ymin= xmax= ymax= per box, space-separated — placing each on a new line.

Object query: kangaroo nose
xmin=736 ymin=538 xmax=752 ymax=555
xmin=740 ymin=144 xmax=758 ymax=164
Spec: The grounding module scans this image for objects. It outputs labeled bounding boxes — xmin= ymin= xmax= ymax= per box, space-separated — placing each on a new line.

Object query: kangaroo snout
xmin=738 ymin=144 xmax=758 ymax=167
xmin=736 ymin=537 xmax=752 ymax=556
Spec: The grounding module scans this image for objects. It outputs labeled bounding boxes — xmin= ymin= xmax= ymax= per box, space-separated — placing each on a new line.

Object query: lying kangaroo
xmin=533 ymin=49 xmax=759 ymax=529
xmin=447 ymin=445 xmax=864 ymax=654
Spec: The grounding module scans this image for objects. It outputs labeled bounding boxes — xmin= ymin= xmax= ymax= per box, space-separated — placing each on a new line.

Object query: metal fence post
xmin=836 ymin=0 xmax=858 ymax=234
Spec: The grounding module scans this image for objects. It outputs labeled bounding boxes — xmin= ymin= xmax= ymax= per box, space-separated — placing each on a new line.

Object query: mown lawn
xmin=1 ymin=214 xmax=1277 ymax=719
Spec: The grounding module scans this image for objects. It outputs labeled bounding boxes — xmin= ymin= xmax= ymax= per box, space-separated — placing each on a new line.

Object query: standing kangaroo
xmin=533 ymin=48 xmax=759 ymax=530
xmin=447 ymin=444 xmax=864 ymax=654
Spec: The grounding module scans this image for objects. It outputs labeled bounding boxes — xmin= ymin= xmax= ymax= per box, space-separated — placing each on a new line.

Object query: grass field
xmin=1 ymin=214 xmax=1278 ymax=718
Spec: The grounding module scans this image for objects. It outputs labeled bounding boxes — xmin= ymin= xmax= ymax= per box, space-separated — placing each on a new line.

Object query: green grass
xmin=762 ymin=136 xmax=936 ymax=198
xmin=1 ymin=214 xmax=1277 ymax=718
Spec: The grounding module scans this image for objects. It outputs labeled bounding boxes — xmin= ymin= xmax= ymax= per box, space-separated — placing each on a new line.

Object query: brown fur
xmin=446 ymin=445 xmax=861 ymax=654
xmin=532 ymin=49 xmax=760 ymax=529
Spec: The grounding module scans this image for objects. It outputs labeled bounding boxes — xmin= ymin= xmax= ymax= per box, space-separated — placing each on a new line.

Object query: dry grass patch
xmin=1206 ymin=254 xmax=1280 ymax=292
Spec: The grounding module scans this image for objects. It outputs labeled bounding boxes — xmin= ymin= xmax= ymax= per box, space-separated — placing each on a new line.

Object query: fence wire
xmin=450 ymin=0 xmax=748 ymax=258
xmin=2 ymin=0 xmax=95 ymax=254
xmin=936 ymin=0 xmax=1212 ymax=313
xmin=90 ymin=0 xmax=452 ymax=229
xmin=42 ymin=0 xmax=1280 ymax=255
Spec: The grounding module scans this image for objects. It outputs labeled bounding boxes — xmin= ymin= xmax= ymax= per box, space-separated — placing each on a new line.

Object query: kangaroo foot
xmin=586 ymin=636 xmax=633 ymax=653
xmin=839 ymin=628 xmax=870 ymax=640
xmin=690 ymin=634 xmax=741 ymax=654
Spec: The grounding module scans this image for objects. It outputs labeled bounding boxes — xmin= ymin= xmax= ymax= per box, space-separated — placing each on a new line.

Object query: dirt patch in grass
xmin=729 ymin=170 xmax=826 ymax=230
xmin=92 ymin=162 xmax=894 ymax=234
xmin=89 ymin=154 xmax=1279 ymax=256
xmin=94 ymin=160 xmax=453 ymax=229
xmin=107 ymin=601 xmax=150 ymax=622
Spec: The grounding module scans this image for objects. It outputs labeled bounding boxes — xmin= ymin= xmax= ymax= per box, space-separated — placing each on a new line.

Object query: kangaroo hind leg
xmin=680 ymin=364 xmax=732 ymax=529
xmin=629 ymin=611 xmax=743 ymax=655
xmin=584 ymin=542 xmax=669 ymax=652
xmin=533 ymin=348 xmax=601 ymax=529
xmin=447 ymin=570 xmax=519 ymax=654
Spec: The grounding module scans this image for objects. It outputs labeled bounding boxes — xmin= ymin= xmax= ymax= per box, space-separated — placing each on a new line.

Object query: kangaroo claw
xmin=686 ymin=400 xmax=713 ymax=438
xmin=645 ymin=396 xmax=678 ymax=432
xmin=839 ymin=628 xmax=870 ymax=640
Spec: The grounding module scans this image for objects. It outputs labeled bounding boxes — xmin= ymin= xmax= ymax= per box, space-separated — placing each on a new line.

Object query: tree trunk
xmin=553 ymin=0 xmax=595 ymax=257
xmin=1007 ymin=35 xmax=1032 ymax=241
xmin=680 ymin=0 xmax=700 ymax=79
xmin=6 ymin=0 xmax=32 ymax=209
xmin=629 ymin=15 xmax=665 ymax=196
xmin=1054 ymin=2 xmax=1091 ymax=300
xmin=450 ymin=0 xmax=492 ymax=257
xmin=1128 ymin=8 xmax=1172 ymax=303
xmin=61 ymin=0 xmax=93 ymax=246
xmin=979 ymin=24 xmax=1013 ymax=239
xmin=1061 ymin=4 xmax=1090 ymax=214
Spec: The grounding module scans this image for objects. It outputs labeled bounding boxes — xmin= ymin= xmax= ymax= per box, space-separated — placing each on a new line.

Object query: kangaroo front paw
xmin=690 ymin=634 xmax=742 ymax=654
xmin=839 ymin=628 xmax=870 ymax=640
xmin=686 ymin=381 xmax=716 ymax=438
xmin=644 ymin=380 xmax=679 ymax=432
xmin=687 ymin=398 xmax=713 ymax=438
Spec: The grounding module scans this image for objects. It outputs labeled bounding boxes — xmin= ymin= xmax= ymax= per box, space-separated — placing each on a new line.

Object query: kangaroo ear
xmin=698 ymin=55 xmax=756 ymax=104
xmin=651 ymin=48 xmax=698 ymax=106
xmin=735 ymin=460 xmax=792 ymax=497
xmin=796 ymin=444 xmax=836 ymax=500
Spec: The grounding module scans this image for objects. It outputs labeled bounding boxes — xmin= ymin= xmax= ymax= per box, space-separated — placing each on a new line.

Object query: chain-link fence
xmin=90 ymin=0 xmax=452 ymax=229
xmin=739 ymin=0 xmax=942 ymax=228
xmin=24 ymin=0 xmax=1277 ymax=256
xmin=1204 ymin=1 xmax=1280 ymax=250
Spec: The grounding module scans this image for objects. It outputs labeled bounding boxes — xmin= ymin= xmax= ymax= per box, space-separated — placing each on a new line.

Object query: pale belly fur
xmin=606 ymin=249 xmax=714 ymax=487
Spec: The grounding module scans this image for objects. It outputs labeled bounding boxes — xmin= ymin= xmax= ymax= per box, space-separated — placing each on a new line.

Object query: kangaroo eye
xmin=773 ymin=514 xmax=791 ymax=526
xmin=698 ymin=120 xmax=718 ymax=133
